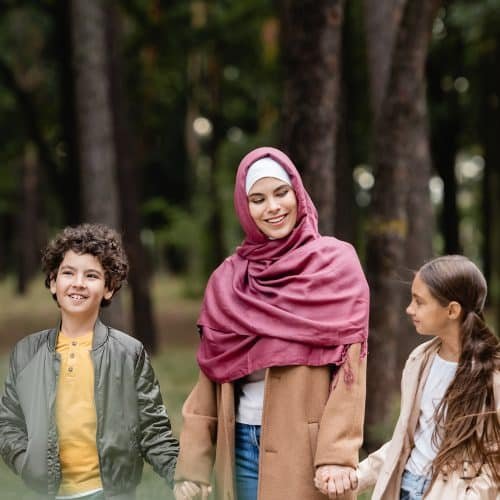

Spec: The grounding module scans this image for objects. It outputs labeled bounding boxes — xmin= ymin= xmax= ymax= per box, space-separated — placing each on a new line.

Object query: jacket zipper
xmin=91 ymin=349 xmax=105 ymax=493
xmin=49 ymin=351 xmax=62 ymax=495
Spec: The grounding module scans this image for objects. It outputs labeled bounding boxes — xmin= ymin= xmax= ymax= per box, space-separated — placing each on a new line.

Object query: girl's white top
xmin=405 ymin=353 xmax=458 ymax=476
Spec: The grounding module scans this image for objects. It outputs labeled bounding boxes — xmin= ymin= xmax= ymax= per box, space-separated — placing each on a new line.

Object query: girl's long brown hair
xmin=419 ymin=255 xmax=500 ymax=487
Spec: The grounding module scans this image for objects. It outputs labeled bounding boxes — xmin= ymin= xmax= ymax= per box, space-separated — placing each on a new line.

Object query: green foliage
xmin=0 ymin=0 xmax=498 ymax=297
xmin=364 ymin=391 xmax=401 ymax=452
xmin=0 ymin=3 xmax=65 ymax=243
xmin=121 ymin=0 xmax=282 ymax=279
xmin=142 ymin=197 xmax=200 ymax=257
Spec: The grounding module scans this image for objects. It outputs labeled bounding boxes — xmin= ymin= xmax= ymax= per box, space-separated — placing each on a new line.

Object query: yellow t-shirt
xmin=56 ymin=331 xmax=102 ymax=497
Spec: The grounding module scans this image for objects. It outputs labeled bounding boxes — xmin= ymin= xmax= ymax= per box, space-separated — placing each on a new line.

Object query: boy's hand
xmin=173 ymin=481 xmax=211 ymax=500
xmin=314 ymin=465 xmax=358 ymax=498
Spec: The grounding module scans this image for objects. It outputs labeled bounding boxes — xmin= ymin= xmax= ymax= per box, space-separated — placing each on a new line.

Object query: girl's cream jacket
xmin=357 ymin=338 xmax=499 ymax=500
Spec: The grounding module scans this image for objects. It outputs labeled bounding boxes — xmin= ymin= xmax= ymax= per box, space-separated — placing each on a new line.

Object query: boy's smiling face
xmin=50 ymin=250 xmax=113 ymax=321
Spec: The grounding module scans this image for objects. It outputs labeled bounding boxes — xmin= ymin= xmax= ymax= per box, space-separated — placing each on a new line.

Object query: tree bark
xmin=106 ymin=2 xmax=158 ymax=352
xmin=439 ymin=154 xmax=460 ymax=254
xmin=204 ymin=52 xmax=226 ymax=273
xmin=186 ymin=1 xmax=225 ymax=278
xmin=70 ymin=0 xmax=124 ymax=329
xmin=480 ymin=34 xmax=500 ymax=333
xmin=363 ymin=0 xmax=406 ymax=118
xmin=334 ymin=91 xmax=356 ymax=243
xmin=280 ymin=0 xmax=345 ymax=235
xmin=184 ymin=9 xmax=204 ymax=285
xmin=0 ymin=214 xmax=9 ymax=278
xmin=433 ymin=115 xmax=460 ymax=256
xmin=54 ymin=0 xmax=81 ymax=225
xmin=364 ymin=0 xmax=440 ymax=451
xmin=16 ymin=144 xmax=42 ymax=295
xmin=400 ymin=88 xmax=434 ymax=365
xmin=335 ymin=4 xmax=358 ymax=244
xmin=0 ymin=58 xmax=60 ymax=190
xmin=427 ymin=17 xmax=462 ymax=255
xmin=71 ymin=0 xmax=120 ymax=226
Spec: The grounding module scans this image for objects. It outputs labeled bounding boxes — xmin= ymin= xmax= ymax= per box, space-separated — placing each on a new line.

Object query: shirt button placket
xmin=68 ymin=340 xmax=77 ymax=375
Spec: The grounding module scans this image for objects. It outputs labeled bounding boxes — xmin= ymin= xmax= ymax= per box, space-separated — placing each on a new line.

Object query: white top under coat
xmin=405 ymin=353 xmax=458 ymax=476
xmin=236 ymin=369 xmax=266 ymax=425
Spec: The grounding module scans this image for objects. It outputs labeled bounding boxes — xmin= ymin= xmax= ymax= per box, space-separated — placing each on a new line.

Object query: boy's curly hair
xmin=41 ymin=223 xmax=129 ymax=307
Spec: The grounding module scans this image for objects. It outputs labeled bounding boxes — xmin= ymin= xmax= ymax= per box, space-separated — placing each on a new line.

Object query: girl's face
xmin=406 ymin=273 xmax=457 ymax=338
xmin=247 ymin=177 xmax=297 ymax=239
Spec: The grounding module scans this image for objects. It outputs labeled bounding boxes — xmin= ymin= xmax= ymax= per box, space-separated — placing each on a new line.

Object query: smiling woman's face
xmin=247 ymin=177 xmax=297 ymax=239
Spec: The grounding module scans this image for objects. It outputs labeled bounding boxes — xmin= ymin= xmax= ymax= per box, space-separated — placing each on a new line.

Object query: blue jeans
xmin=400 ymin=469 xmax=431 ymax=500
xmin=235 ymin=423 xmax=261 ymax=500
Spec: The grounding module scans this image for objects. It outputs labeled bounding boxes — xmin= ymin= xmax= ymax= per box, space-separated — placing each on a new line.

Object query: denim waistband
xmin=401 ymin=469 xmax=431 ymax=496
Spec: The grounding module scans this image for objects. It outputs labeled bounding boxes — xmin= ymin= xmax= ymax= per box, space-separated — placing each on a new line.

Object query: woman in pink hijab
xmin=174 ymin=147 xmax=369 ymax=500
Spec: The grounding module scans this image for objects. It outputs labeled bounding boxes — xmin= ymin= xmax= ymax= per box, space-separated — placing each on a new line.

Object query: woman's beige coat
xmin=175 ymin=343 xmax=366 ymax=500
xmin=357 ymin=338 xmax=500 ymax=500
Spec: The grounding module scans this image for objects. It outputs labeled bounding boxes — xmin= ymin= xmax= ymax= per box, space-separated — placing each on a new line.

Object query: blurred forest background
xmin=0 ymin=0 xmax=499 ymax=497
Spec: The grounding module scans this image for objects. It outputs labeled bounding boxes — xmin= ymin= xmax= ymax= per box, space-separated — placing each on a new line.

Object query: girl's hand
xmin=173 ymin=481 xmax=212 ymax=500
xmin=314 ymin=465 xmax=358 ymax=498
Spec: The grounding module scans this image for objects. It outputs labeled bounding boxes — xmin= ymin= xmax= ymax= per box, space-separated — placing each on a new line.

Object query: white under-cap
xmin=245 ymin=157 xmax=292 ymax=194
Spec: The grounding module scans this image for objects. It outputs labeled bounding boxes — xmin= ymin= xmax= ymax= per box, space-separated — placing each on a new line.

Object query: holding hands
xmin=314 ymin=465 xmax=358 ymax=498
xmin=173 ymin=481 xmax=211 ymax=500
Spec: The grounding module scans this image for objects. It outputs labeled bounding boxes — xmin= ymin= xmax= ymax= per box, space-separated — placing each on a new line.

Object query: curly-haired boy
xmin=0 ymin=223 xmax=178 ymax=500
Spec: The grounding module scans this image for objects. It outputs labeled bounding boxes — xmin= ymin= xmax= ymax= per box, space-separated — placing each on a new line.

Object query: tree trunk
xmin=105 ymin=2 xmax=158 ymax=352
xmin=484 ymin=162 xmax=500 ymax=334
xmin=0 ymin=57 xmax=60 ymax=203
xmin=480 ymin=35 xmax=500 ymax=333
xmin=0 ymin=214 xmax=9 ymax=278
xmin=55 ymin=0 xmax=81 ymax=225
xmin=434 ymin=121 xmax=460 ymax=256
xmin=427 ymin=18 xmax=462 ymax=255
xmin=186 ymin=1 xmax=225 ymax=278
xmin=363 ymin=0 xmax=406 ymax=119
xmin=0 ymin=217 xmax=5 ymax=277
xmin=334 ymin=92 xmax=356 ymax=243
xmin=439 ymin=156 xmax=460 ymax=254
xmin=400 ymin=88 xmax=434 ymax=365
xmin=184 ymin=61 xmax=204 ymax=285
xmin=70 ymin=0 xmax=124 ymax=329
xmin=364 ymin=0 xmax=440 ymax=451
xmin=204 ymin=53 xmax=226 ymax=273
xmin=335 ymin=4 xmax=358 ymax=244
xmin=184 ymin=5 xmax=204 ymax=285
xmin=280 ymin=0 xmax=345 ymax=235
xmin=16 ymin=144 xmax=42 ymax=295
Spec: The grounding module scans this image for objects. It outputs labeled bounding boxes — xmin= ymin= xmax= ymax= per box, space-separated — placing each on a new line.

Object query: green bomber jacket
xmin=0 ymin=318 xmax=178 ymax=498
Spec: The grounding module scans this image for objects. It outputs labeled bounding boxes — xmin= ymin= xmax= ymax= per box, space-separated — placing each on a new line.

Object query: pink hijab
xmin=197 ymin=147 xmax=369 ymax=383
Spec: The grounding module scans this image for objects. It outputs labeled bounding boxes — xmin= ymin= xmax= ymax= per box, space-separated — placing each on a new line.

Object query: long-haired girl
xmin=356 ymin=255 xmax=499 ymax=499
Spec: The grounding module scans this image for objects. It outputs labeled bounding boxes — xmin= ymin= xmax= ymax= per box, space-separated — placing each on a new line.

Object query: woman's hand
xmin=173 ymin=481 xmax=212 ymax=500
xmin=314 ymin=465 xmax=358 ymax=498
